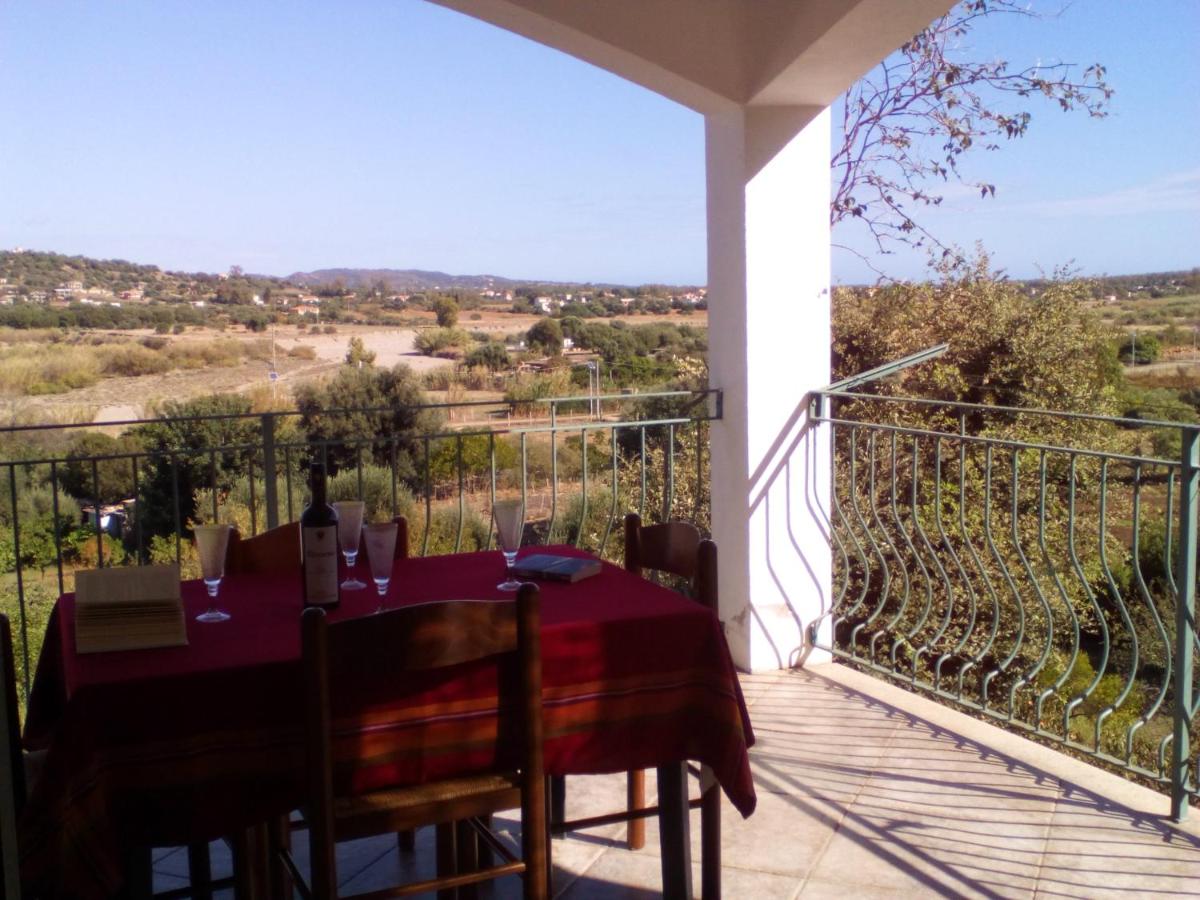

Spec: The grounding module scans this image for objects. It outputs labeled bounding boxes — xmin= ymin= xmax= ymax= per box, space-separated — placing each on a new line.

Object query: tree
xmin=1118 ymin=334 xmax=1159 ymax=366
xmin=294 ymin=364 xmax=440 ymax=477
xmin=132 ymin=394 xmax=260 ymax=540
xmin=527 ymin=318 xmax=564 ymax=355
xmin=60 ymin=432 xmax=143 ymax=503
xmin=433 ymin=297 xmax=459 ymax=328
xmin=833 ymin=1 xmax=1112 ymax=263
xmin=464 ymin=342 xmax=510 ymax=372
xmin=345 ymin=336 xmax=377 ymax=367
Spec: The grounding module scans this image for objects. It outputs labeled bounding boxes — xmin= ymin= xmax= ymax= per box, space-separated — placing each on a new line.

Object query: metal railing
xmin=811 ymin=385 xmax=1199 ymax=820
xmin=0 ymin=390 xmax=719 ymax=703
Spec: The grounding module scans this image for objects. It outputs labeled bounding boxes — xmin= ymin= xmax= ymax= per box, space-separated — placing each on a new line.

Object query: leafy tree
xmin=132 ymin=394 xmax=260 ymax=540
xmin=834 ymin=1 xmax=1112 ymax=262
xmin=433 ymin=297 xmax=459 ymax=328
xmin=345 ymin=336 xmax=377 ymax=367
xmin=428 ymin=434 xmax=519 ymax=491
xmin=527 ymin=318 xmax=564 ymax=355
xmin=464 ymin=342 xmax=510 ymax=372
xmin=294 ymin=364 xmax=439 ymax=477
xmin=1118 ymin=334 xmax=1159 ymax=366
xmin=60 ymin=432 xmax=144 ymax=503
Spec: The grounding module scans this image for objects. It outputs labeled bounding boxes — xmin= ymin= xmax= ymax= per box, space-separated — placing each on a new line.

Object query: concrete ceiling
xmin=429 ymin=0 xmax=956 ymax=114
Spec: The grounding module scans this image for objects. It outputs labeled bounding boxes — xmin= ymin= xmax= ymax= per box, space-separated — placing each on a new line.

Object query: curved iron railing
xmin=811 ymin=385 xmax=1199 ymax=821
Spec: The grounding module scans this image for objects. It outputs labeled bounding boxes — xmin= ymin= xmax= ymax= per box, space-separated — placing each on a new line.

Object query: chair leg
xmin=232 ymin=825 xmax=272 ymax=900
xmin=435 ymin=822 xmax=457 ymax=900
xmin=396 ymin=828 xmax=416 ymax=852
xmin=187 ymin=842 xmax=213 ymax=900
xmin=455 ymin=820 xmax=479 ymax=900
xmin=701 ymin=778 xmax=721 ymax=900
xmin=118 ymin=846 xmax=152 ymax=900
xmin=626 ymin=769 xmax=646 ymax=850
xmin=477 ymin=814 xmax=494 ymax=868
xmin=266 ymin=816 xmax=293 ymax=900
xmin=549 ymin=775 xmax=566 ymax=827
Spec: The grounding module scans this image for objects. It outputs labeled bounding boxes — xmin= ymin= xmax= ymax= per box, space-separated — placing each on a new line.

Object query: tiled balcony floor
xmin=155 ymin=663 xmax=1200 ymax=898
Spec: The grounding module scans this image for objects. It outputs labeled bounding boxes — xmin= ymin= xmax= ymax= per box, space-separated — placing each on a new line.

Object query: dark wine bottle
xmin=301 ymin=462 xmax=340 ymax=609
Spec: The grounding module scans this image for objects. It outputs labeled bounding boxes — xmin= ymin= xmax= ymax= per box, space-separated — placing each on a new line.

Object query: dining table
xmin=19 ymin=544 xmax=757 ymax=899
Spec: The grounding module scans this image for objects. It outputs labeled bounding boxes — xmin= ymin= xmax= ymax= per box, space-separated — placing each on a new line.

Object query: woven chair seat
xmin=335 ymin=772 xmax=520 ymax=820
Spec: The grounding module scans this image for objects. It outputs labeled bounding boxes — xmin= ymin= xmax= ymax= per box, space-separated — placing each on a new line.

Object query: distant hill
xmin=285 ymin=268 xmax=524 ymax=292
xmin=283 ymin=267 xmax=640 ymax=292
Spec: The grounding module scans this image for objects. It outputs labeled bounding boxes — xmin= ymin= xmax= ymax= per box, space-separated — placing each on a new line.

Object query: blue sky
xmin=1 ymin=1 xmax=1195 ymax=285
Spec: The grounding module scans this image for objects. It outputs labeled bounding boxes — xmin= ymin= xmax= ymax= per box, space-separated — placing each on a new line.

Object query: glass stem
xmin=504 ymin=550 xmax=517 ymax=576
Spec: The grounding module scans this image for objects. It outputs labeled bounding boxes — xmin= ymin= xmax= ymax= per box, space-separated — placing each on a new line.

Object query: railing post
xmin=1172 ymin=426 xmax=1198 ymax=821
xmin=261 ymin=413 xmax=279 ymax=530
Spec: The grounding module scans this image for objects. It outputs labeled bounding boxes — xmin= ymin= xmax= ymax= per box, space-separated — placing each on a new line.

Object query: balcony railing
xmin=811 ymin=386 xmax=1199 ymax=820
xmin=0 ymin=390 xmax=719 ymax=705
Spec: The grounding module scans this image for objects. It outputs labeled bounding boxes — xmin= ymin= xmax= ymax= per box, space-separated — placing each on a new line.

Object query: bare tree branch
xmin=832 ymin=0 xmax=1112 ymax=261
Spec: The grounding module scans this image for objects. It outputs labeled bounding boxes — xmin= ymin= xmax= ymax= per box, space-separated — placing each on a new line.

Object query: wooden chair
xmin=0 ymin=614 xmax=27 ymax=900
xmin=280 ymin=586 xmax=548 ymax=900
xmin=550 ymin=513 xmax=723 ymax=899
xmin=1 ymin=614 xmax=225 ymax=900
xmin=225 ymin=521 xmax=301 ymax=576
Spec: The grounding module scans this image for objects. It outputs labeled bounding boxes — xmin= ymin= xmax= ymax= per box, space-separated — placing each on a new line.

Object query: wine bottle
xmin=301 ymin=462 xmax=340 ymax=608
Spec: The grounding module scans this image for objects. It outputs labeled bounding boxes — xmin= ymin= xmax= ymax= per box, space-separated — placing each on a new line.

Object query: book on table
xmin=510 ymin=553 xmax=602 ymax=583
xmin=74 ymin=564 xmax=188 ymax=653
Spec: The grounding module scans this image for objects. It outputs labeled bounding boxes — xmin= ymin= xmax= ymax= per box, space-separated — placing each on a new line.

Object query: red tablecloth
xmin=20 ymin=547 xmax=755 ymax=898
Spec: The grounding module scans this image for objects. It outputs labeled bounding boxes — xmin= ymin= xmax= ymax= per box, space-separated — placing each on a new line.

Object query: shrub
xmin=414 ymin=328 xmax=467 ymax=356
xmin=327 ymin=463 xmax=416 ymax=524
xmin=288 ymin=344 xmax=317 ymax=360
xmin=433 ymin=298 xmax=459 ymax=328
xmin=464 ymin=342 xmax=510 ymax=371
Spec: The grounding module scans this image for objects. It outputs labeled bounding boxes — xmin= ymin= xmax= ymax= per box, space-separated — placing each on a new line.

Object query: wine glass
xmin=193 ymin=524 xmax=232 ymax=623
xmin=493 ymin=499 xmax=524 ymax=591
xmin=332 ymin=500 xmax=366 ymax=590
xmin=363 ymin=522 xmax=398 ymax=613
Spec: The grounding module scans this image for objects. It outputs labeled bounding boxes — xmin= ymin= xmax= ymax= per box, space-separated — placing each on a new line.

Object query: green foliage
xmin=433 ymin=297 xmax=459 ymax=328
xmin=294 ymin=364 xmax=437 ymax=477
xmin=327 ymin=464 xmax=416 ymax=524
xmin=463 ymin=341 xmax=510 ymax=371
xmin=427 ymin=435 xmax=519 ymax=491
xmin=344 ymin=336 xmax=377 ymax=367
xmin=60 ymin=432 xmax=143 ymax=502
xmin=414 ymin=328 xmax=467 ymax=357
xmin=527 ymin=318 xmax=563 ymax=355
xmin=1118 ymin=333 xmax=1160 ymax=365
xmin=411 ymin=506 xmax=490 ymax=556
xmin=131 ymin=394 xmax=260 ymax=540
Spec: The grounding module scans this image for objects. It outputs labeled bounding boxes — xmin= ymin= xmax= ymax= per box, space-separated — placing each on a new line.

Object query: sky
xmin=1 ymin=1 xmax=1196 ymax=286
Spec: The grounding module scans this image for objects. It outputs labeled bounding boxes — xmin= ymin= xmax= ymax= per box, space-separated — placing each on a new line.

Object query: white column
xmin=706 ymin=105 xmax=833 ymax=673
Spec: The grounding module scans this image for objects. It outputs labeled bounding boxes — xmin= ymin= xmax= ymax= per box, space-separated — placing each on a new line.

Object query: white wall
xmin=706 ymin=106 xmax=833 ymax=672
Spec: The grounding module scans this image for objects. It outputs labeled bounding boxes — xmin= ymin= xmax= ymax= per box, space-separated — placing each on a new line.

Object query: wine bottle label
xmin=303 ymin=525 xmax=339 ymax=607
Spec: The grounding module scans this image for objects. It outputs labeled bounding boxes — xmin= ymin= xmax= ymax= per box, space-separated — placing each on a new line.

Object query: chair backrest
xmin=0 ymin=615 xmax=24 ymax=900
xmin=623 ymin=513 xmax=718 ymax=614
xmin=301 ymin=586 xmax=544 ymax=880
xmin=393 ymin=515 xmax=409 ymax=560
xmin=225 ymin=522 xmax=301 ymax=575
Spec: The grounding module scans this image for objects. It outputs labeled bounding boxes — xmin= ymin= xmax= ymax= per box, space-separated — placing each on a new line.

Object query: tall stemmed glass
xmin=363 ymin=522 xmax=398 ymax=614
xmin=493 ymin=499 xmax=524 ymax=592
xmin=193 ymin=524 xmax=232 ymax=623
xmin=332 ymin=500 xmax=366 ymax=590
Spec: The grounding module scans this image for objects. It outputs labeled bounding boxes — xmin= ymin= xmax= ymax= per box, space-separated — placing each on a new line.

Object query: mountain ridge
xmin=282 ymin=267 xmax=632 ymax=292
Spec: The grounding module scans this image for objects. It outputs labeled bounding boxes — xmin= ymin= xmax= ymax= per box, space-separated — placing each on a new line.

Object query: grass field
xmin=0 ymin=308 xmax=707 ymax=425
